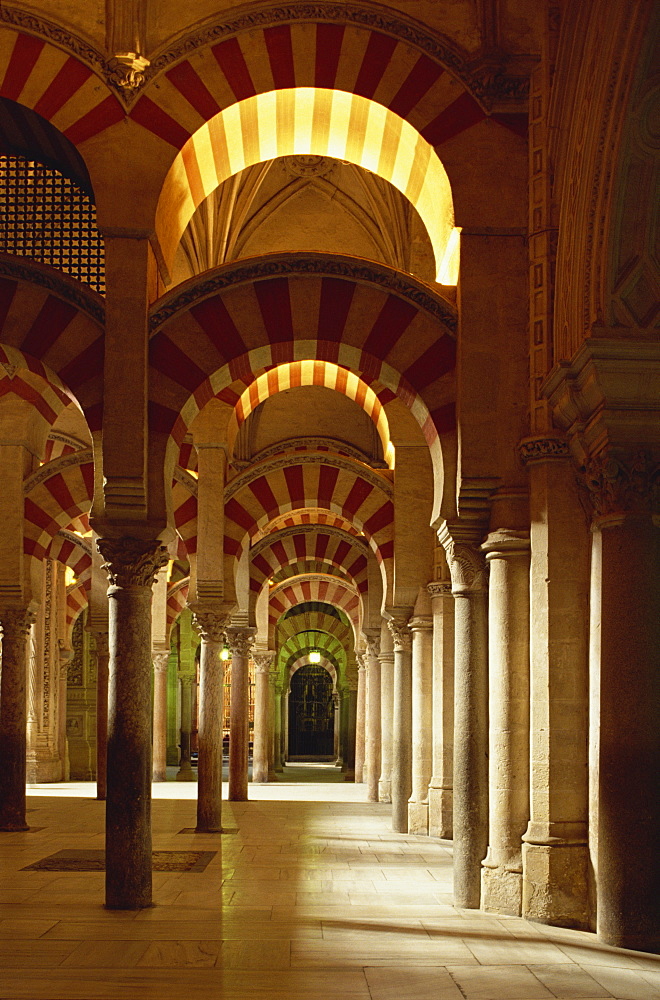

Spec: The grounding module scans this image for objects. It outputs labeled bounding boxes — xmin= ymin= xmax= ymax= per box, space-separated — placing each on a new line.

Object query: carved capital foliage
xmin=106 ymin=54 xmax=149 ymax=95
xmin=427 ymin=581 xmax=453 ymax=599
xmin=152 ymin=651 xmax=170 ymax=672
xmin=253 ymin=650 xmax=276 ymax=673
xmin=226 ymin=626 xmax=256 ymax=658
xmin=365 ymin=634 xmax=381 ymax=659
xmin=0 ymin=607 xmax=36 ymax=637
xmin=443 ymin=542 xmax=488 ymax=594
xmin=518 ymin=436 xmax=570 ymax=464
xmin=356 ymin=651 xmax=367 ymax=671
xmin=579 ymin=450 xmax=660 ymax=521
xmin=97 ymin=537 xmax=168 ymax=590
xmin=192 ymin=611 xmax=229 ymax=644
xmin=387 ymin=617 xmax=412 ymax=652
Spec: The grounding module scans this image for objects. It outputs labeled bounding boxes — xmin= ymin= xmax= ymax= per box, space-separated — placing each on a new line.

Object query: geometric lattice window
xmin=0 ymin=155 xmax=105 ymax=294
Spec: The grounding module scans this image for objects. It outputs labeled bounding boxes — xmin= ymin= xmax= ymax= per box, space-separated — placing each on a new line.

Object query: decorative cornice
xmin=578 ymin=450 xmax=660 ymax=522
xmin=226 ymin=449 xmax=392 ymax=503
xmin=518 ymin=436 xmax=570 ymax=465
xmin=24 ymin=449 xmax=93 ymax=494
xmin=149 ymin=253 xmax=456 ymax=334
xmin=97 ymin=537 xmax=168 ymax=589
xmin=0 ymin=254 xmax=105 ymax=325
xmin=0 ymin=5 xmax=107 ymax=73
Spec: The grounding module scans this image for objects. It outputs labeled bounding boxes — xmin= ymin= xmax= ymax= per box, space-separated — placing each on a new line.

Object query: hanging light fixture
xmin=309 ymin=650 xmax=321 ymax=663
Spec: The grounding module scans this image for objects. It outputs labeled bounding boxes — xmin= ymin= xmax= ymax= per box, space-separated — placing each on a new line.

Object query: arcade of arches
xmin=0 ymin=0 xmax=658 ymax=975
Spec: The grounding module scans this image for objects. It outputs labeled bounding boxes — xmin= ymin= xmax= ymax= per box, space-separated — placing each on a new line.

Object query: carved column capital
xmin=409 ymin=614 xmax=433 ymax=632
xmin=0 ymin=607 xmax=36 ymax=637
xmin=578 ymin=449 xmax=660 ymax=524
xmin=356 ymin=651 xmax=367 ymax=672
xmin=226 ymin=626 xmax=256 ymax=658
xmin=481 ymin=529 xmax=530 ymax=559
xmin=427 ymin=581 xmax=453 ymax=599
xmin=440 ymin=538 xmax=488 ymax=595
xmin=387 ymin=616 xmax=412 ymax=652
xmin=97 ymin=537 xmax=168 ymax=590
xmin=152 ymin=651 xmax=170 ymax=673
xmin=363 ymin=632 xmax=381 ymax=659
xmin=192 ymin=609 xmax=230 ymax=644
xmin=253 ymin=650 xmax=276 ymax=674
xmin=518 ymin=435 xmax=570 ymax=464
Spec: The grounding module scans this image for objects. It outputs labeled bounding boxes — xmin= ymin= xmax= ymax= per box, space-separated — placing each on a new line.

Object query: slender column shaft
xmin=378 ymin=638 xmax=394 ymax=803
xmin=176 ymin=675 xmax=195 ymax=781
xmin=94 ymin=634 xmax=109 ymax=799
xmin=481 ymin=531 xmax=530 ymax=915
xmin=364 ymin=639 xmax=381 ymax=802
xmin=98 ymin=537 xmax=168 ymax=910
xmin=252 ymin=652 xmax=274 ymax=783
xmin=227 ymin=627 xmax=255 ymax=801
xmin=274 ymin=679 xmax=284 ymax=771
xmin=332 ymin=693 xmax=341 ymax=763
xmin=0 ymin=608 xmax=36 ymax=830
xmin=192 ymin=610 xmax=227 ymax=830
xmin=389 ymin=615 xmax=413 ymax=833
xmin=342 ymin=684 xmax=357 ymax=780
xmin=152 ymin=652 xmax=169 ymax=782
xmin=427 ymin=582 xmax=454 ymax=839
xmin=595 ymin=514 xmax=660 ymax=952
xmin=354 ymin=658 xmax=366 ymax=782
xmin=409 ymin=612 xmax=434 ymax=835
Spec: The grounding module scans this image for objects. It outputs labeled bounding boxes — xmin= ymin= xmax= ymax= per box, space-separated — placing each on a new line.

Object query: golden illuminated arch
xmin=156 ymin=88 xmax=458 ymax=284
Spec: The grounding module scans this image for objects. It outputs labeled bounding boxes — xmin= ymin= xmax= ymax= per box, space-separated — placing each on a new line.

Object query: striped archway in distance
xmin=47 ymin=528 xmax=92 ymax=579
xmin=255 ymin=508 xmax=362 ymax=542
xmin=65 ymin=565 xmax=91 ymax=643
xmin=23 ymin=452 xmax=93 ymax=561
xmin=251 ymin=524 xmax=368 ymax=600
xmin=0 ymin=256 xmax=105 ymax=426
xmin=268 ymin=577 xmax=361 ymax=644
xmin=276 ymin=604 xmax=355 ymax=648
xmin=227 ymin=360 xmax=393 ymax=466
xmin=148 ymin=252 xmax=456 ymax=523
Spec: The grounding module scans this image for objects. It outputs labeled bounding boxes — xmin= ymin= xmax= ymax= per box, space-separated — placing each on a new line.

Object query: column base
xmin=378 ymin=778 xmax=391 ymax=803
xmin=408 ymin=801 xmax=429 ymax=836
xmin=428 ymin=785 xmax=453 ymax=839
xmin=522 ymin=841 xmax=589 ymax=928
xmin=152 ymin=769 xmax=167 ymax=782
xmin=176 ymin=764 xmax=196 ymax=781
xmin=481 ymin=863 xmax=522 ymax=915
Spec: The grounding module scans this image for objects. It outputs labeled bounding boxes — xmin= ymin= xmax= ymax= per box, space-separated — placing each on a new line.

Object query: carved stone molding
xmin=152 ymin=651 xmax=170 ymax=673
xmin=24 ymin=450 xmax=94 ymax=494
xmin=409 ymin=614 xmax=433 ymax=632
xmin=0 ymin=254 xmax=104 ymax=325
xmin=427 ymin=581 xmax=453 ymax=599
xmin=253 ymin=650 xmax=276 ymax=673
xmin=387 ymin=616 xmax=412 ymax=652
xmin=150 ymin=253 xmax=457 ymax=333
xmin=107 ymin=53 xmax=150 ymax=94
xmin=481 ymin=529 xmax=530 ymax=556
xmin=518 ymin=436 xmax=570 ymax=464
xmin=226 ymin=626 xmax=257 ymax=658
xmin=226 ymin=448 xmax=393 ymax=502
xmin=579 ymin=450 xmax=660 ymax=522
xmin=0 ymin=607 xmax=37 ymax=637
xmin=97 ymin=537 xmax=169 ymax=590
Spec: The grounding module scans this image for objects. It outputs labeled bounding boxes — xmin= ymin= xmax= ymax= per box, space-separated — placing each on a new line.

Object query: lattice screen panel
xmin=0 ymin=155 xmax=104 ymax=294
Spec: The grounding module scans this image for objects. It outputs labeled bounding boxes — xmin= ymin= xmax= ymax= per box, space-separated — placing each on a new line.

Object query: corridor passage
xmin=0 ymin=769 xmax=658 ymax=1000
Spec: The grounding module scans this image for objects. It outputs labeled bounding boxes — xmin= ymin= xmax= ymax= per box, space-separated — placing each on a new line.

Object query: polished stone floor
xmin=0 ymin=764 xmax=658 ymax=1000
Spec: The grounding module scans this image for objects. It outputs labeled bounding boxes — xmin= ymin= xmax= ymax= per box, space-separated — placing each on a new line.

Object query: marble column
xmin=332 ymin=692 xmax=341 ymax=764
xmin=408 ymin=607 xmax=434 ymax=836
xmin=252 ymin=650 xmax=274 ymax=783
xmin=92 ymin=633 xmax=109 ymax=799
xmin=152 ymin=651 xmax=170 ymax=782
xmin=441 ymin=530 xmax=489 ymax=909
xmin=388 ymin=614 xmax=413 ymax=833
xmin=364 ymin=636 xmax=381 ymax=802
xmin=378 ymin=630 xmax=395 ymax=803
xmin=191 ymin=610 xmax=228 ymax=830
xmin=57 ymin=644 xmax=72 ymax=782
xmin=585 ymin=454 xmax=660 ymax=952
xmin=0 ymin=607 xmax=36 ymax=830
xmin=272 ymin=671 xmax=284 ymax=774
xmin=97 ymin=536 xmax=168 ymax=910
xmin=481 ymin=531 xmax=530 ymax=915
xmin=176 ymin=674 xmax=195 ymax=781
xmin=521 ymin=443 xmax=589 ymax=929
xmin=354 ymin=654 xmax=367 ymax=783
xmin=227 ymin=627 xmax=255 ymax=801
xmin=342 ymin=680 xmax=357 ymax=781
xmin=427 ymin=582 xmax=454 ymax=839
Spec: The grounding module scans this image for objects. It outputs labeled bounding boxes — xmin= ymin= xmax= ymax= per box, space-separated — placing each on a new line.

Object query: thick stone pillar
xmin=408 ymin=604 xmax=434 ymax=836
xmin=97 ymin=536 xmax=168 ymax=910
xmin=252 ymin=651 xmax=274 ymax=783
xmin=378 ymin=630 xmax=394 ymax=803
xmin=227 ymin=627 xmax=255 ymax=801
xmin=176 ymin=674 xmax=195 ymax=781
xmin=92 ymin=633 xmax=109 ymax=799
xmin=354 ymin=654 xmax=367 ymax=783
xmin=364 ymin=636 xmax=381 ymax=802
xmin=152 ymin=651 xmax=170 ymax=782
xmin=0 ymin=607 xmax=36 ymax=830
xmin=441 ymin=531 xmax=489 ymax=909
xmin=427 ymin=581 xmax=454 ymax=839
xmin=584 ymin=453 xmax=660 ymax=952
xmin=481 ymin=531 xmax=530 ymax=915
xmin=191 ymin=610 xmax=227 ymax=830
xmin=388 ymin=613 xmax=413 ymax=833
xmin=520 ymin=441 xmax=589 ymax=928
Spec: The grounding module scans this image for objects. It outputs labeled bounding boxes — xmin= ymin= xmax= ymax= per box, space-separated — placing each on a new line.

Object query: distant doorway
xmin=288 ymin=665 xmax=334 ymax=759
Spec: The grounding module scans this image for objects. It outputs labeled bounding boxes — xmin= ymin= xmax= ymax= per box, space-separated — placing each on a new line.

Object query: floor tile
xmin=364 ymin=966 xmax=464 ymax=999
xmin=446 ymin=964 xmax=555 ymax=999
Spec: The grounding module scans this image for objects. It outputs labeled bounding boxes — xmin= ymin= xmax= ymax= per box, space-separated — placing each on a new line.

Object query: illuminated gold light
xmin=158 ymin=88 xmax=456 ymax=283
xmin=64 ymin=566 xmax=77 ymax=587
xmin=308 ymin=650 xmax=321 ymax=663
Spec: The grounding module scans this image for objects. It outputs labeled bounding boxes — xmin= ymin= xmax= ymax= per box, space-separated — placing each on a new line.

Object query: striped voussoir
xmin=279 ymin=631 xmax=347 ymax=677
xmin=166 ymin=578 xmax=190 ymax=639
xmin=0 ymin=26 xmax=123 ymax=146
xmin=172 ymin=477 xmax=198 ymax=556
xmin=65 ymin=566 xmax=91 ymax=636
xmin=46 ymin=529 xmax=92 ymax=578
xmin=256 ymin=508 xmax=361 ymax=541
xmin=43 ymin=432 xmax=89 ymax=464
xmin=269 ymin=559 xmax=354 ymax=591
xmin=148 ymin=253 xmax=456 ymax=480
xmin=23 ymin=455 xmax=93 ymax=560
xmin=276 ymin=606 xmax=354 ymax=649
xmin=0 ymin=257 xmax=104 ymax=425
xmin=268 ymin=578 xmax=361 ymax=640
xmin=250 ymin=526 xmax=369 ymax=597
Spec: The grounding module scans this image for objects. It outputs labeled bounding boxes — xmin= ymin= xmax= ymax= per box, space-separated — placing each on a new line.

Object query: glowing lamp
xmin=309 ymin=650 xmax=321 ymax=663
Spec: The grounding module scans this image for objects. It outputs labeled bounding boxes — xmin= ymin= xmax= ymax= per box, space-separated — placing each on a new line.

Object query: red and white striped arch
xmin=256 ymin=508 xmax=361 ymax=542
xmin=23 ymin=454 xmax=93 ymax=560
xmin=228 ymin=360 xmax=392 ymax=466
xmin=46 ymin=529 xmax=92 ymax=579
xmin=65 ymin=566 xmax=91 ymax=640
xmin=0 ymin=28 xmax=123 ymax=147
xmin=166 ymin=578 xmax=190 ymax=639
xmin=251 ymin=527 xmax=368 ymax=597
xmin=269 ymin=576 xmax=361 ymax=641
